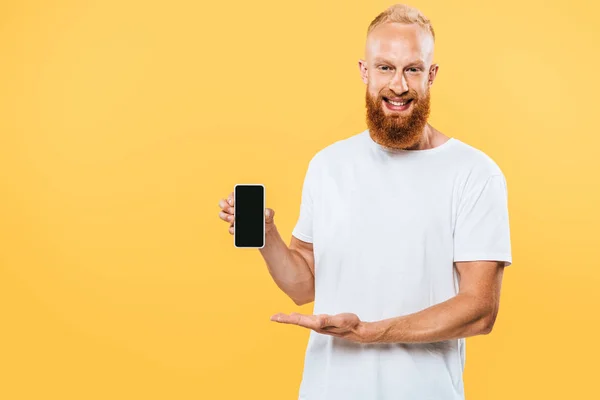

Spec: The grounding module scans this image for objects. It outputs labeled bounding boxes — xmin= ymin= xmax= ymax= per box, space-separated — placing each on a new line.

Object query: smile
xmin=383 ymin=97 xmax=413 ymax=111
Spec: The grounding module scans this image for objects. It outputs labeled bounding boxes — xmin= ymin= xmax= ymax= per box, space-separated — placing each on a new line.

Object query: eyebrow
xmin=373 ymin=58 xmax=425 ymax=67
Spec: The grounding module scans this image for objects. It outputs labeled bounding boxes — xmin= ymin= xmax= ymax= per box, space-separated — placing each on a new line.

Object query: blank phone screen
xmin=234 ymin=185 xmax=265 ymax=248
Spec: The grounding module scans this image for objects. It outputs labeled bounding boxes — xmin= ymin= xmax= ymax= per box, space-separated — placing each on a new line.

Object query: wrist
xmin=258 ymin=224 xmax=279 ymax=252
xmin=362 ymin=319 xmax=395 ymax=344
xmin=359 ymin=321 xmax=381 ymax=344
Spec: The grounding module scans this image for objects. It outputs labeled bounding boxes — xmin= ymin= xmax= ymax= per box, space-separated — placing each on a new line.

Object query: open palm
xmin=270 ymin=312 xmax=369 ymax=343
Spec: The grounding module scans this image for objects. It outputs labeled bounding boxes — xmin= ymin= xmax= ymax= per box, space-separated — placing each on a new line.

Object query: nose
xmin=388 ymin=70 xmax=409 ymax=94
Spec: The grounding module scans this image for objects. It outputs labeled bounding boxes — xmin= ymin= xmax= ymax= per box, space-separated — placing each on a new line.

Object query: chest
xmin=312 ymin=162 xmax=457 ymax=248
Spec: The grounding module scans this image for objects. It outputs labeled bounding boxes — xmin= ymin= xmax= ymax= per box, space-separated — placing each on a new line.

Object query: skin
xmin=218 ymin=194 xmax=315 ymax=306
xmin=270 ymin=260 xmax=504 ymax=344
xmin=218 ymin=22 xmax=506 ymax=344
xmin=361 ymin=22 xmax=447 ymax=150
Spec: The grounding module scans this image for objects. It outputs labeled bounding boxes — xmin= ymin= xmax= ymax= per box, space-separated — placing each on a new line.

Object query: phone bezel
xmin=233 ymin=183 xmax=265 ymax=249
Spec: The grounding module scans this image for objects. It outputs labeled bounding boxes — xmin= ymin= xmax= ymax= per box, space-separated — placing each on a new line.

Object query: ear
xmin=358 ymin=59 xmax=368 ymax=85
xmin=428 ymin=63 xmax=439 ymax=86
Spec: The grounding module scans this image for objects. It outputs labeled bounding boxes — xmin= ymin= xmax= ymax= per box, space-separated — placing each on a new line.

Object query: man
xmin=218 ymin=4 xmax=512 ymax=399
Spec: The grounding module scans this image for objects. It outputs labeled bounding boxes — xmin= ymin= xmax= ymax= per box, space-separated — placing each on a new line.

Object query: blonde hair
xmin=367 ymin=4 xmax=435 ymax=42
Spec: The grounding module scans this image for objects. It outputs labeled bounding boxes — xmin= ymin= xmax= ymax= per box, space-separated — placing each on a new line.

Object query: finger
xmin=229 ymin=225 xmax=234 ymax=235
xmin=271 ymin=313 xmax=320 ymax=330
xmin=270 ymin=312 xmax=289 ymax=323
xmin=219 ymin=210 xmax=234 ymax=223
xmin=327 ymin=313 xmax=360 ymax=330
xmin=219 ymin=199 xmax=235 ymax=215
xmin=271 ymin=313 xmax=347 ymax=336
xmin=313 ymin=314 xmax=342 ymax=330
xmin=300 ymin=314 xmax=329 ymax=330
xmin=317 ymin=314 xmax=334 ymax=329
xmin=295 ymin=315 xmax=337 ymax=332
xmin=321 ymin=330 xmax=345 ymax=337
xmin=228 ymin=192 xmax=234 ymax=207
xmin=321 ymin=328 xmax=345 ymax=335
xmin=265 ymin=208 xmax=275 ymax=223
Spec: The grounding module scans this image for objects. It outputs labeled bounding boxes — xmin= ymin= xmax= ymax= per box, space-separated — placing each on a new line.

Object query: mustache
xmin=378 ymin=90 xmax=418 ymax=102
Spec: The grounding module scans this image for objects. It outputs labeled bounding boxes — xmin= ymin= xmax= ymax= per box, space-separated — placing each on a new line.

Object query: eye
xmin=407 ymin=67 xmax=421 ymax=73
xmin=378 ymin=65 xmax=393 ymax=71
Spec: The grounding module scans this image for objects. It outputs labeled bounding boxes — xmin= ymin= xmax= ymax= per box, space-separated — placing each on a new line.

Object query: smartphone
xmin=234 ymin=184 xmax=265 ymax=248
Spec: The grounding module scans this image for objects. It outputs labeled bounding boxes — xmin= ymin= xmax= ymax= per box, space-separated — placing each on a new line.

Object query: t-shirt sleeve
xmin=454 ymin=174 xmax=512 ymax=267
xmin=291 ymin=157 xmax=318 ymax=243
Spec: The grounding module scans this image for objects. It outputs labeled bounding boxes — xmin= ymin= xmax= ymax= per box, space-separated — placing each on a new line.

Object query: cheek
xmin=368 ymin=77 xmax=386 ymax=93
xmin=408 ymin=77 xmax=428 ymax=94
xmin=367 ymin=86 xmax=382 ymax=101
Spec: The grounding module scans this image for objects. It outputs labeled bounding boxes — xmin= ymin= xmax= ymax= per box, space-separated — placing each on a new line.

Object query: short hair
xmin=367 ymin=4 xmax=435 ymax=42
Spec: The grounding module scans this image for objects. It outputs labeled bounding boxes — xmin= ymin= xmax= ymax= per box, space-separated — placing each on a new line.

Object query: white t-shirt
xmin=291 ymin=129 xmax=512 ymax=400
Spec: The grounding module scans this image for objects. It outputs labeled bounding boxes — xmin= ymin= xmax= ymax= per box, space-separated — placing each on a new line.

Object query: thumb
xmin=265 ymin=208 xmax=275 ymax=223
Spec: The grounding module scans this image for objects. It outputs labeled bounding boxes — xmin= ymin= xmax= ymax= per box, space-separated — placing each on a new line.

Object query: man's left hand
xmin=270 ymin=312 xmax=372 ymax=343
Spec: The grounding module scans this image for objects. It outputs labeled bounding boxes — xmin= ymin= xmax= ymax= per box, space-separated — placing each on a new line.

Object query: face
xmin=359 ymin=22 xmax=439 ymax=149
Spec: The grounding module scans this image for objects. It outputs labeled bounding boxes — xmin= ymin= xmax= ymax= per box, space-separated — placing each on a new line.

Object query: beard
xmin=365 ymin=86 xmax=431 ymax=150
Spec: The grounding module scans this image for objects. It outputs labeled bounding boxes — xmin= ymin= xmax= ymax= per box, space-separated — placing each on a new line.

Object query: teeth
xmin=389 ymin=100 xmax=407 ymax=106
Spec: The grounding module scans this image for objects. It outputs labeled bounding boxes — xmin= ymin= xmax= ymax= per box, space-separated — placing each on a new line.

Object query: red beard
xmin=365 ymin=87 xmax=431 ymax=150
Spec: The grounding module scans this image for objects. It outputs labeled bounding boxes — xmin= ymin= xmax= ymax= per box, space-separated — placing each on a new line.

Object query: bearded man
xmin=218 ymin=3 xmax=513 ymax=399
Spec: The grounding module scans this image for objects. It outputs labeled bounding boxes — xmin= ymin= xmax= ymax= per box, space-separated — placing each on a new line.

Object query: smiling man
xmin=363 ymin=10 xmax=436 ymax=151
xmin=218 ymin=3 xmax=512 ymax=400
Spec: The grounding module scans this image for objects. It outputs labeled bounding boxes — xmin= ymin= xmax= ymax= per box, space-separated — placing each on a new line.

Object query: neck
xmin=398 ymin=124 xmax=438 ymax=151
xmin=367 ymin=121 xmax=448 ymax=151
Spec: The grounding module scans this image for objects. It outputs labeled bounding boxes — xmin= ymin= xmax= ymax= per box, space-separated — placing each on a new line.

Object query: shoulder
xmin=447 ymin=139 xmax=509 ymax=199
xmin=308 ymin=130 xmax=365 ymax=167
xmin=452 ymin=139 xmax=504 ymax=175
xmin=450 ymin=139 xmax=507 ymax=184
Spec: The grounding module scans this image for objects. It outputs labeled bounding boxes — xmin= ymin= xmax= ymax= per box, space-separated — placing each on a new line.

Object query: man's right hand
xmin=219 ymin=190 xmax=314 ymax=304
xmin=218 ymin=191 xmax=276 ymax=236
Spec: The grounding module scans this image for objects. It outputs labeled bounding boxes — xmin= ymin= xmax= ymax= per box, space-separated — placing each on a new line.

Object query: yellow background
xmin=1 ymin=0 xmax=599 ymax=398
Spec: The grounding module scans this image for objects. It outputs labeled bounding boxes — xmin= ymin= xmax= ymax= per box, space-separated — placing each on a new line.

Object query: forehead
xmin=365 ymin=22 xmax=433 ymax=64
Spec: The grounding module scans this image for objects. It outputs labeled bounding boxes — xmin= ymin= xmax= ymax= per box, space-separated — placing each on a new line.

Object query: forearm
xmin=364 ymin=293 xmax=494 ymax=344
xmin=259 ymin=225 xmax=314 ymax=304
